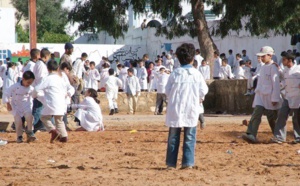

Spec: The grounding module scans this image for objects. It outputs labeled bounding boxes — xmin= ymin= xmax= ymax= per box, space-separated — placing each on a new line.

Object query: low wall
xmin=0 ymin=80 xmax=254 ymax=114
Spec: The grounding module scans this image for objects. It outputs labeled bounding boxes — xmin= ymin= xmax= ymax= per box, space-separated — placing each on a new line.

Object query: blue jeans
xmin=32 ymin=98 xmax=45 ymax=132
xmin=166 ymin=127 xmax=197 ymax=167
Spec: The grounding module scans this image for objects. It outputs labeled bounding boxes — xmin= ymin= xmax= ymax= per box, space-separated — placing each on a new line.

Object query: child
xmin=233 ymin=53 xmax=242 ymax=77
xmin=213 ymin=51 xmax=222 ymax=79
xmin=3 ymin=71 xmax=36 ymax=143
xmin=33 ymin=60 xmax=75 ymax=143
xmin=124 ymin=68 xmax=141 ymax=114
xmin=199 ymin=60 xmax=210 ymax=80
xmin=242 ymin=46 xmax=282 ymax=143
xmin=70 ymin=88 xmax=104 ymax=131
xmin=2 ymin=63 xmax=17 ymax=102
xmin=220 ymin=58 xmax=234 ymax=79
xmin=165 ymin=43 xmax=208 ymax=169
xmin=165 ymin=54 xmax=174 ymax=72
xmin=136 ymin=60 xmax=148 ymax=91
xmin=86 ymin=61 xmax=100 ymax=91
xmin=154 ymin=67 xmax=169 ymax=115
xmin=150 ymin=58 xmax=165 ymax=91
xmin=244 ymin=60 xmax=256 ymax=95
xmin=99 ymin=62 xmax=110 ymax=91
xmin=234 ymin=60 xmax=246 ymax=79
xmin=105 ymin=69 xmax=122 ymax=115
xmin=23 ymin=49 xmax=40 ymax=72
xmin=118 ymin=64 xmax=128 ymax=91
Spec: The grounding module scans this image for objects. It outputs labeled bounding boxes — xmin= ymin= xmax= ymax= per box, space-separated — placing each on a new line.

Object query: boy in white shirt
xmin=165 ymin=43 xmax=208 ymax=169
xmin=34 ymin=60 xmax=75 ymax=143
xmin=165 ymin=54 xmax=174 ymax=72
xmin=233 ymin=53 xmax=242 ymax=77
xmin=271 ymin=53 xmax=300 ymax=144
xmin=199 ymin=60 xmax=210 ymax=80
xmin=86 ymin=61 xmax=100 ymax=91
xmin=124 ymin=68 xmax=141 ymax=115
xmin=234 ymin=60 xmax=246 ymax=79
xmin=244 ymin=60 xmax=255 ymax=95
xmin=136 ymin=60 xmax=148 ymax=91
xmin=227 ymin=49 xmax=234 ymax=69
xmin=220 ymin=59 xmax=234 ymax=79
xmin=3 ymin=71 xmax=36 ymax=143
xmin=154 ymin=67 xmax=169 ymax=115
xmin=23 ymin=49 xmax=40 ymax=72
xmin=105 ymin=69 xmax=122 ymax=115
xmin=242 ymin=46 xmax=282 ymax=143
xmin=194 ymin=49 xmax=204 ymax=70
xmin=213 ymin=51 xmax=222 ymax=79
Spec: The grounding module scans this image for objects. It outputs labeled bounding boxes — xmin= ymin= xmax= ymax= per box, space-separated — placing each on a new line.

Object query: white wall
xmin=0 ymin=8 xmax=15 ymax=43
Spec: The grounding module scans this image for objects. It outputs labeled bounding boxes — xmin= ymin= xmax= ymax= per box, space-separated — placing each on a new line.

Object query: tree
xmin=12 ymin=0 xmax=72 ymax=43
xmin=68 ymin=0 xmax=300 ymax=70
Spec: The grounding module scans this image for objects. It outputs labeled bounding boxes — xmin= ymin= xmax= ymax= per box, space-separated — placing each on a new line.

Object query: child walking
xmin=105 ymin=69 xmax=123 ymax=115
xmin=33 ymin=60 xmax=75 ymax=143
xmin=124 ymin=68 xmax=141 ymax=115
xmin=70 ymin=88 xmax=104 ymax=132
xmin=3 ymin=71 xmax=36 ymax=143
xmin=86 ymin=61 xmax=100 ymax=91
xmin=154 ymin=67 xmax=169 ymax=115
xmin=165 ymin=43 xmax=208 ymax=169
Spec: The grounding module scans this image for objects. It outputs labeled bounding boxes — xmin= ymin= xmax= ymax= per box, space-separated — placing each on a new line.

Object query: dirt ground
xmin=0 ymin=113 xmax=300 ymax=186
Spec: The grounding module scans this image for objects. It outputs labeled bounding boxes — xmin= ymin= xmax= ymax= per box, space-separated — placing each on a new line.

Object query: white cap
xmin=256 ymin=46 xmax=274 ymax=56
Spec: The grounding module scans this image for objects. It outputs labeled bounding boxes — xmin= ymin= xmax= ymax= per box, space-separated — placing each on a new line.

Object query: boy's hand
xmin=6 ymin=103 xmax=12 ymax=111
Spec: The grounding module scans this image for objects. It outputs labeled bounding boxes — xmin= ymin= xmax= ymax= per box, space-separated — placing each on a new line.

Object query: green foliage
xmin=12 ymin=0 xmax=72 ymax=42
xmin=41 ymin=32 xmax=74 ymax=43
xmin=15 ymin=25 xmax=29 ymax=43
xmin=68 ymin=0 xmax=300 ymax=40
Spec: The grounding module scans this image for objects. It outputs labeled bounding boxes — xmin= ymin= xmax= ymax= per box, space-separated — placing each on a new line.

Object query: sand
xmin=0 ymin=114 xmax=300 ymax=186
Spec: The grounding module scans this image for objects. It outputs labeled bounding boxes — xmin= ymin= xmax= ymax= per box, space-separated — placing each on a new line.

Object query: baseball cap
xmin=256 ymin=46 xmax=274 ymax=56
xmin=64 ymin=42 xmax=74 ymax=50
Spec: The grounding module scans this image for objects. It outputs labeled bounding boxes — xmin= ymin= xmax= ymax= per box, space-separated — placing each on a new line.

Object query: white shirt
xmin=86 ymin=69 xmax=100 ymax=90
xmin=156 ymin=72 xmax=169 ymax=94
xmin=105 ymin=75 xmax=122 ymax=98
xmin=165 ymin=59 xmax=174 ymax=72
xmin=99 ymin=68 xmax=109 ymax=89
xmin=124 ymin=76 xmax=141 ymax=96
xmin=194 ymin=54 xmax=204 ymax=69
xmin=16 ymin=62 xmax=23 ymax=78
xmin=213 ymin=57 xmax=222 ymax=78
xmin=32 ymin=59 xmax=48 ymax=87
xmin=165 ymin=66 xmax=208 ymax=128
xmin=136 ymin=66 xmax=147 ymax=89
xmin=253 ymin=61 xmax=282 ymax=110
xmin=242 ymin=55 xmax=249 ymax=62
xmin=254 ymin=61 xmax=264 ymax=76
xmin=72 ymin=58 xmax=86 ymax=79
xmin=0 ymin=64 xmax=7 ymax=79
xmin=199 ymin=65 xmax=210 ymax=80
xmin=3 ymin=81 xmax=34 ymax=117
xmin=220 ymin=65 xmax=234 ymax=79
xmin=282 ymin=64 xmax=300 ymax=108
xmin=118 ymin=67 xmax=128 ymax=90
xmin=23 ymin=60 xmax=35 ymax=72
xmin=34 ymin=73 xmax=75 ymax=115
xmin=235 ymin=66 xmax=246 ymax=79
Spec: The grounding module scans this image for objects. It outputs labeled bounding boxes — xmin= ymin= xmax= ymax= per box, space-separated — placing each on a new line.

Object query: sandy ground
xmin=0 ymin=113 xmax=300 ymax=186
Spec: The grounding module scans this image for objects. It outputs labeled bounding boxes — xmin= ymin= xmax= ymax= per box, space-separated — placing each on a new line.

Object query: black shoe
xmin=17 ymin=136 xmax=23 ymax=143
xmin=109 ymin=109 xmax=115 ymax=115
xmin=114 ymin=108 xmax=119 ymax=113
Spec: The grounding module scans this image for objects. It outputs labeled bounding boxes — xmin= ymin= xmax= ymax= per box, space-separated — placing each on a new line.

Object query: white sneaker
xmin=244 ymin=91 xmax=251 ymax=96
xmin=0 ymin=140 xmax=7 ymax=146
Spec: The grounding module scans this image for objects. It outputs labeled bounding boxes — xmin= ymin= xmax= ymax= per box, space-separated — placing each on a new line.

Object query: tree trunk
xmin=191 ymin=0 xmax=218 ymax=79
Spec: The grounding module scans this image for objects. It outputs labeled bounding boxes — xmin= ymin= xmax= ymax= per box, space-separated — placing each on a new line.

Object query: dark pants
xmin=213 ymin=77 xmax=220 ymax=80
xmin=32 ymin=98 xmax=45 ymax=132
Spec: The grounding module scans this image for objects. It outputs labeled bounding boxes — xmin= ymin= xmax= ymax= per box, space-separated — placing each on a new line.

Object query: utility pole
xmin=29 ymin=0 xmax=37 ymax=49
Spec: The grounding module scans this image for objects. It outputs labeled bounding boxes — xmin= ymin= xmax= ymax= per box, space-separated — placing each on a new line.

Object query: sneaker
xmin=270 ymin=137 xmax=284 ymax=144
xmin=244 ymin=91 xmax=251 ymax=96
xmin=0 ymin=140 xmax=7 ymax=146
xmin=49 ymin=130 xmax=61 ymax=143
xmin=109 ymin=109 xmax=115 ymax=115
xmin=114 ymin=108 xmax=119 ymax=114
xmin=26 ymin=131 xmax=37 ymax=143
xmin=166 ymin=166 xmax=176 ymax=170
xmin=242 ymin=134 xmax=258 ymax=143
xmin=59 ymin=137 xmax=68 ymax=143
xmin=200 ymin=122 xmax=206 ymax=130
xmin=17 ymin=136 xmax=23 ymax=143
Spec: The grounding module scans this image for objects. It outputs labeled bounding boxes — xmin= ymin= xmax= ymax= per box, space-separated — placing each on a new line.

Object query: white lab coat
xmin=0 ymin=77 xmax=3 ymax=88
xmin=235 ymin=66 xmax=246 ymax=79
xmin=199 ymin=65 xmax=210 ymax=80
xmin=3 ymin=81 xmax=34 ymax=117
xmin=124 ymin=76 xmax=141 ymax=96
xmin=165 ymin=67 xmax=208 ymax=128
xmin=2 ymin=68 xmax=17 ymax=103
xmin=233 ymin=59 xmax=242 ymax=76
xmin=0 ymin=64 xmax=7 ymax=79
xmin=213 ymin=57 xmax=222 ymax=78
xmin=136 ymin=66 xmax=148 ymax=90
xmin=72 ymin=58 xmax=86 ymax=79
xmin=99 ymin=68 xmax=109 ymax=89
xmin=165 ymin=59 xmax=174 ymax=72
xmin=23 ymin=60 xmax=35 ymax=72
xmin=254 ymin=62 xmax=264 ymax=77
xmin=33 ymin=73 xmax=75 ymax=115
xmin=32 ymin=60 xmax=48 ymax=87
xmin=151 ymin=65 xmax=165 ymax=90
xmin=220 ymin=65 xmax=234 ymax=79
xmin=86 ymin=69 xmax=100 ymax=91
xmin=173 ymin=57 xmax=180 ymax=70
xmin=72 ymin=97 xmax=104 ymax=131
xmin=118 ymin=67 xmax=128 ymax=90
xmin=105 ymin=76 xmax=122 ymax=99
xmin=61 ymin=72 xmax=72 ymax=105
xmin=253 ymin=61 xmax=282 ymax=110
xmin=194 ymin=54 xmax=204 ymax=69
xmin=282 ymin=64 xmax=300 ymax=108
xmin=156 ymin=73 xmax=170 ymax=94
xmin=16 ymin=62 xmax=23 ymax=79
